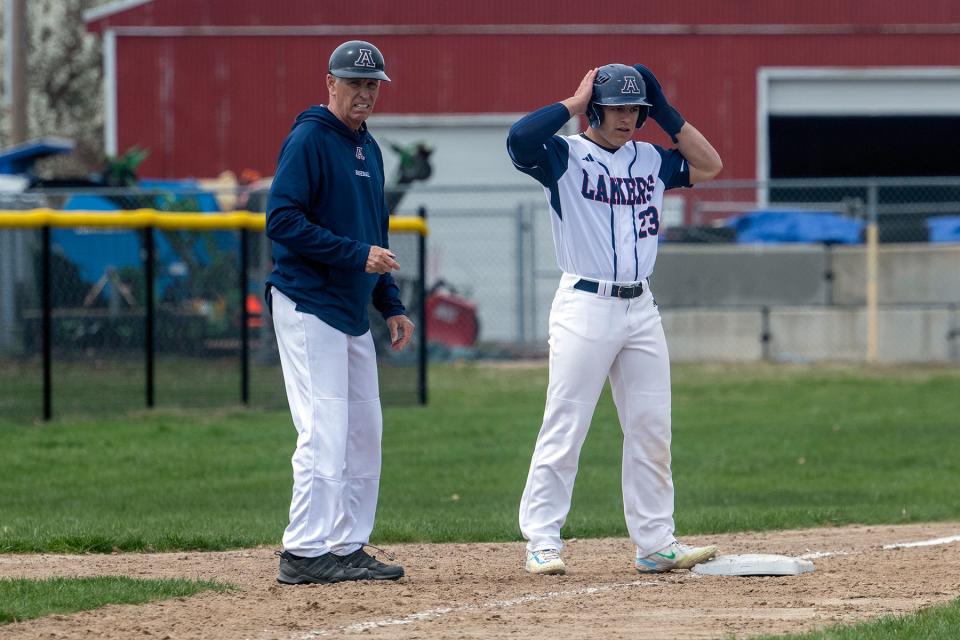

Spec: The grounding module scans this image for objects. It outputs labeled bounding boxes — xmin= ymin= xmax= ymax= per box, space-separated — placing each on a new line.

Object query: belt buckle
xmin=617 ymin=283 xmax=640 ymax=298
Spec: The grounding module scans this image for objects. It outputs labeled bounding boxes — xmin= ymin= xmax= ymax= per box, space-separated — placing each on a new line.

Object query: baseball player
xmin=266 ymin=40 xmax=414 ymax=584
xmin=507 ymin=64 xmax=723 ymax=575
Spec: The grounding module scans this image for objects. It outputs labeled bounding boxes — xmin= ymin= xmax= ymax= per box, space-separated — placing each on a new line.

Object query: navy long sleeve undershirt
xmin=506 ymin=103 xmax=571 ymax=168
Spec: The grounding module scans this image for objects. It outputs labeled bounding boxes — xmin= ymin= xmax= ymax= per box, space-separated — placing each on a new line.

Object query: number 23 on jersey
xmin=637 ymin=205 xmax=660 ymax=239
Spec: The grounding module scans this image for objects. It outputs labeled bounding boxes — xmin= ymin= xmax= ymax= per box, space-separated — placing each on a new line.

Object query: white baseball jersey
xmin=511 ymin=132 xmax=689 ymax=283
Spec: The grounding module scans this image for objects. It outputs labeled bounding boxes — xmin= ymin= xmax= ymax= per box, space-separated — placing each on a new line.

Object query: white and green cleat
xmin=636 ymin=540 xmax=718 ymax=573
xmin=526 ymin=549 xmax=566 ymax=575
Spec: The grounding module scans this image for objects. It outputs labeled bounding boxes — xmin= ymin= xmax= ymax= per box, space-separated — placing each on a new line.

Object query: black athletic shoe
xmin=276 ymin=550 xmax=372 ymax=585
xmin=338 ymin=547 xmax=404 ymax=580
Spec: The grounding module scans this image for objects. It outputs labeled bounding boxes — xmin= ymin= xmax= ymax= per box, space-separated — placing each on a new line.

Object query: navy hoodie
xmin=265 ymin=105 xmax=404 ymax=336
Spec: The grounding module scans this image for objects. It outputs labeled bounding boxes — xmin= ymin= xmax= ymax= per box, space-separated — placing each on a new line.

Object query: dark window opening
xmin=769 ymin=116 xmax=960 ymax=179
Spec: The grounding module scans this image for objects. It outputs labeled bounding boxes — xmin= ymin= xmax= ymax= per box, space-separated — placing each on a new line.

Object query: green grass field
xmin=1 ymin=362 xmax=959 ymax=636
xmin=758 ymin=599 xmax=960 ymax=639
xmin=0 ymin=577 xmax=231 ymax=625
xmin=1 ymin=362 xmax=958 ymax=552
xmin=0 ymin=357 xmax=289 ymax=422
xmin=0 ymin=355 xmax=416 ymax=421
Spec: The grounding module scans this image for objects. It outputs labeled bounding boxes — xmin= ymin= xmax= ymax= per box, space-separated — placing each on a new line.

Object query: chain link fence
xmin=0 ymin=189 xmax=425 ymax=422
xmin=2 ymin=178 xmax=958 ymax=421
xmin=397 ymin=178 xmax=960 ymax=364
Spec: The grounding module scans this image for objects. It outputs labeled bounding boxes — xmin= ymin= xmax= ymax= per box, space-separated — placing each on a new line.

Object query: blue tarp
xmin=727 ymin=210 xmax=864 ymax=244
xmin=57 ymin=195 xmax=154 ymax=284
xmin=56 ymin=192 xmax=234 ymax=296
xmin=927 ymin=216 xmax=960 ymax=243
xmin=0 ymin=137 xmax=73 ymax=175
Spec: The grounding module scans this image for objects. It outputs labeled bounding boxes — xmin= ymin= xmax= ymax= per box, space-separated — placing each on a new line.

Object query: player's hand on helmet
xmin=562 ymin=68 xmax=598 ymax=116
xmin=634 ymin=64 xmax=686 ymax=142
xmin=386 ymin=314 xmax=415 ymax=351
xmin=365 ymin=245 xmax=400 ymax=274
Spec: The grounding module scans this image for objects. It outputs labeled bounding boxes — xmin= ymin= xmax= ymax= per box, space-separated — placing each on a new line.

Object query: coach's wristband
xmin=654 ymin=105 xmax=686 ymax=143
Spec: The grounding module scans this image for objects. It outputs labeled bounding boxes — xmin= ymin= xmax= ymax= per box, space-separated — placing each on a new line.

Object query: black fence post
xmin=41 ymin=225 xmax=52 ymax=421
xmin=144 ymin=226 xmax=155 ymax=409
xmin=823 ymin=243 xmax=834 ymax=306
xmin=948 ymin=303 xmax=960 ymax=363
xmin=515 ymin=203 xmax=526 ymax=344
xmin=760 ymin=305 xmax=772 ymax=361
xmin=417 ymin=206 xmax=428 ymax=406
xmin=240 ymin=227 xmax=250 ymax=405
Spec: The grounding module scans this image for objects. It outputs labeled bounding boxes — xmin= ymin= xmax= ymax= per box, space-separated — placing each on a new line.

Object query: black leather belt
xmin=574 ymin=279 xmax=644 ymax=298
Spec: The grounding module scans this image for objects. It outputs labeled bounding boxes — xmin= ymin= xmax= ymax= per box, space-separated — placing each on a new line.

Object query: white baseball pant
xmin=519 ymin=275 xmax=676 ymax=558
xmin=271 ymin=287 xmax=383 ymax=558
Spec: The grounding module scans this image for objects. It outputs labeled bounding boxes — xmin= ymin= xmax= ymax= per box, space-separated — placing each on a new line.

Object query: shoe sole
xmin=276 ymin=571 xmax=372 ymax=585
xmin=636 ymin=546 xmax=718 ymax=574
xmin=636 ymin=565 xmax=669 ymax=574
xmin=366 ymin=571 xmax=404 ymax=581
xmin=674 ymin=546 xmax=718 ymax=570
xmin=277 ymin=575 xmax=340 ymax=585
xmin=526 ymin=563 xmax=566 ymax=575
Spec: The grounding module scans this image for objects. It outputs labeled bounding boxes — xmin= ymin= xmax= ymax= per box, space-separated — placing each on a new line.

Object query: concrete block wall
xmin=662 ymin=306 xmax=960 ymax=363
xmin=655 ymin=243 xmax=960 ymax=309
xmin=654 ymin=245 xmax=829 ymax=307
xmin=831 ymin=244 xmax=960 ymax=305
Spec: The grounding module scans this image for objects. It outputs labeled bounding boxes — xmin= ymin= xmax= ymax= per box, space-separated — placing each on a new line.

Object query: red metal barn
xmin=85 ymin=0 xmax=960 ymax=183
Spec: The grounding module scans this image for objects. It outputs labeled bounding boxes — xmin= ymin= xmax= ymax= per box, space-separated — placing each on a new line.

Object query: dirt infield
xmin=1 ymin=522 xmax=959 ymax=639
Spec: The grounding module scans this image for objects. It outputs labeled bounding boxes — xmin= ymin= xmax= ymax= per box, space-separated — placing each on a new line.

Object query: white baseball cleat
xmin=636 ymin=540 xmax=718 ymax=573
xmin=526 ymin=549 xmax=566 ymax=575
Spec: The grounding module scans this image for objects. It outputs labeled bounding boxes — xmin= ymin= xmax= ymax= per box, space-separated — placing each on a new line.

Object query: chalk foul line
xmin=288 ymin=579 xmax=659 ymax=638
xmin=799 ymin=550 xmax=851 ymax=560
xmin=883 ymin=534 xmax=960 ymax=550
xmin=801 ymin=532 xmax=960 ymax=559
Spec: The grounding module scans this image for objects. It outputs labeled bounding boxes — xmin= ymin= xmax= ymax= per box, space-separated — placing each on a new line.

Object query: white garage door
xmin=756 ymin=68 xmax=960 ymax=182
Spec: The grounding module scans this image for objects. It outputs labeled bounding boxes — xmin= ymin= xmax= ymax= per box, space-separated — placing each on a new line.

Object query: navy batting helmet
xmin=587 ymin=64 xmax=650 ymax=129
xmin=328 ymin=40 xmax=390 ymax=81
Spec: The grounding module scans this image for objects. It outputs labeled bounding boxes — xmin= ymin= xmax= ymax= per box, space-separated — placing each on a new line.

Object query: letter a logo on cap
xmin=621 ymin=76 xmax=641 ymax=94
xmin=355 ymin=49 xmax=376 ymax=68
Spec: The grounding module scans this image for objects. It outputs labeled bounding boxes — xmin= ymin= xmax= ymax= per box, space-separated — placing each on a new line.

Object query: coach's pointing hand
xmin=561 ymin=68 xmax=598 ymax=117
xmin=365 ymin=245 xmax=400 ymax=274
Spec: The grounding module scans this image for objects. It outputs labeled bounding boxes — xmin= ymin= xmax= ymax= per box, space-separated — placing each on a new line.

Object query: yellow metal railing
xmin=0 ymin=209 xmax=429 ymax=235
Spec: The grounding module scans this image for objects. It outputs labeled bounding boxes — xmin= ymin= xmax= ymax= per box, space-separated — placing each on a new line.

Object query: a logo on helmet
xmin=354 ymin=49 xmax=376 ymax=68
xmin=621 ymin=76 xmax=642 ymax=95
